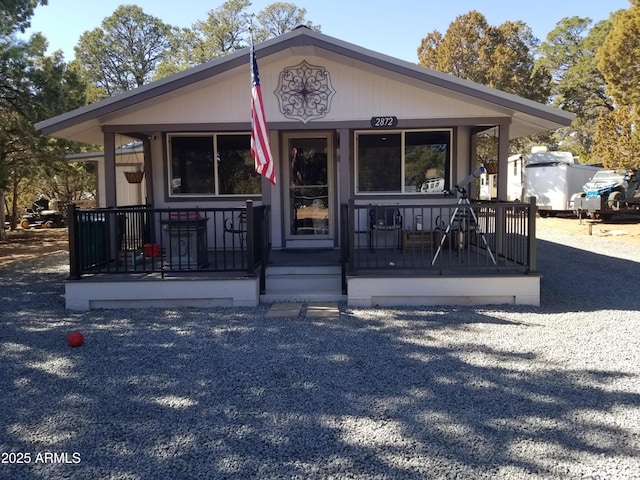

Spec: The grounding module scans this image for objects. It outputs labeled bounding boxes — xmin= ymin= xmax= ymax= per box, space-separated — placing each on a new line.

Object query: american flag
xmin=250 ymin=40 xmax=276 ymax=185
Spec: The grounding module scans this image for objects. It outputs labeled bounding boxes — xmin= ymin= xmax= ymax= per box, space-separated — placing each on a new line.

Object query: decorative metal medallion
xmin=275 ymin=60 xmax=335 ymax=124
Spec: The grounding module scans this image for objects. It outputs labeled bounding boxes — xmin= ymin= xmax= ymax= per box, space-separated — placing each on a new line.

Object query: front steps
xmin=261 ymin=264 xmax=345 ymax=303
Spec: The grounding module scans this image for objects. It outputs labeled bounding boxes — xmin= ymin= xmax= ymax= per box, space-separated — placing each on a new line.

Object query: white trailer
xmin=523 ymin=150 xmax=601 ymax=216
xmin=479 ymin=154 xmax=525 ymax=201
xmin=479 ymin=172 xmax=497 ymax=200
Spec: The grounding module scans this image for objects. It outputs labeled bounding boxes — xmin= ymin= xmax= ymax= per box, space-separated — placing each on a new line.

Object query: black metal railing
xmin=69 ymin=199 xmax=532 ymax=281
xmin=68 ymin=201 xmax=270 ymax=280
xmin=342 ymin=198 xmax=536 ymax=274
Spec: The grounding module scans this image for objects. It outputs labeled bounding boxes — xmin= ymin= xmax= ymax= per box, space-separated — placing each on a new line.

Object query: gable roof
xmin=36 ymin=26 xmax=573 ymax=145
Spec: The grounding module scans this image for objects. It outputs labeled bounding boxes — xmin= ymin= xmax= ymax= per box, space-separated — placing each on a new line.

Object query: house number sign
xmin=370 ymin=116 xmax=398 ymax=128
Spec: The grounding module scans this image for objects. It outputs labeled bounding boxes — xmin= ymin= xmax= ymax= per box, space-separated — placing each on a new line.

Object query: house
xmin=36 ymin=27 xmax=573 ymax=310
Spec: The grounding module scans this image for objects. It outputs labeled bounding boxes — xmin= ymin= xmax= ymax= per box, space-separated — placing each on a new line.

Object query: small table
xmin=403 ymin=230 xmax=442 ymax=252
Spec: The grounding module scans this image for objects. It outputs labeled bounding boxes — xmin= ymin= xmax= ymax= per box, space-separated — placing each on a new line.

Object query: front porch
xmin=64 ymin=200 xmax=539 ymax=310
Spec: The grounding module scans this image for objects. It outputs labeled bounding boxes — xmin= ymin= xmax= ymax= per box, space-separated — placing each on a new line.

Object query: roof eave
xmin=36 ymin=26 xmax=574 ymax=138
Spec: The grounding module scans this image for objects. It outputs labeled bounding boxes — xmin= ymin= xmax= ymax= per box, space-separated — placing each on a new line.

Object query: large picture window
xmin=169 ymin=133 xmax=261 ymax=196
xmin=355 ymin=130 xmax=451 ymax=194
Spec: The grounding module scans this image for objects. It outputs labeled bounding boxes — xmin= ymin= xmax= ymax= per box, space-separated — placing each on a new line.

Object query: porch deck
xmin=64 ymin=200 xmax=539 ymax=310
xmin=64 ymin=245 xmax=538 ymax=310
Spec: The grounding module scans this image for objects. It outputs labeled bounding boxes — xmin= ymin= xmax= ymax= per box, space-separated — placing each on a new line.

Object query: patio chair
xmin=369 ymin=205 xmax=403 ymax=251
xmin=224 ymin=211 xmax=247 ymax=249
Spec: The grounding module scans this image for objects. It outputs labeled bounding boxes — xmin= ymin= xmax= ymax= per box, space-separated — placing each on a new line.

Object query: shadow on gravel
xmin=536 ymin=239 xmax=640 ymax=313
xmin=0 ymin=272 xmax=66 ymax=311
xmin=1 ymin=293 xmax=639 ymax=478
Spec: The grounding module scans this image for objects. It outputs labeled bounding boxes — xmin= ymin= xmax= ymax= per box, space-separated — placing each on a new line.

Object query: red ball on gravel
xmin=67 ymin=332 xmax=84 ymax=347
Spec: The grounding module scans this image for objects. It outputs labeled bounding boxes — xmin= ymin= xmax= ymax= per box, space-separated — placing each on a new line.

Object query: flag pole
xmin=249 ymin=24 xmax=276 ymax=185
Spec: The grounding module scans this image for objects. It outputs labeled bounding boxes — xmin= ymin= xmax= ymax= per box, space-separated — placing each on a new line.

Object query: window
xmin=217 ymin=134 xmax=261 ymax=195
xmin=355 ymin=130 xmax=451 ymax=194
xmin=169 ymin=133 xmax=261 ymax=196
xmin=170 ymin=135 xmax=214 ymax=194
xmin=356 ymin=133 xmax=401 ymax=192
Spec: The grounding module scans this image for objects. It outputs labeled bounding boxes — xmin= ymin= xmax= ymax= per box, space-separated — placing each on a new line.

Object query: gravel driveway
xmin=1 ymin=223 xmax=639 ymax=479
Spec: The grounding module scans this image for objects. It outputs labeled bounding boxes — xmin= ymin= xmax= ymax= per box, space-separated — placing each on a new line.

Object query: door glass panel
xmin=289 ymin=138 xmax=329 ymax=236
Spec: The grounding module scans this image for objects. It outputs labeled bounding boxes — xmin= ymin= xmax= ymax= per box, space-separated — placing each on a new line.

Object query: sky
xmin=22 ymin=0 xmax=631 ymax=62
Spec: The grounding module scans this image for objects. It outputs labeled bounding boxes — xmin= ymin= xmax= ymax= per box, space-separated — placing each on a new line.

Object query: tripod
xmin=431 ymin=191 xmax=496 ymax=265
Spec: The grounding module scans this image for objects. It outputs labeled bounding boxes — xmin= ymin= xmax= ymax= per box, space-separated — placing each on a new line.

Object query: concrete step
xmin=261 ymin=293 xmax=346 ymax=303
xmin=264 ymin=265 xmax=343 ymax=299
xmin=266 ymin=265 xmax=341 ymax=275
xmin=265 ymin=273 xmax=342 ymax=293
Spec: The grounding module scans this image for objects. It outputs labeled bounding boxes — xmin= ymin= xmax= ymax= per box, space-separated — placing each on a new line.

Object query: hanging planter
xmin=124 ymin=171 xmax=144 ymax=183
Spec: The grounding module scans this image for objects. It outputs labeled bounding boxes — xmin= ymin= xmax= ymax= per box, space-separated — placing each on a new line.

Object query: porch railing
xmin=68 ymin=199 xmax=534 ymax=283
xmin=342 ymin=198 xmax=537 ymax=274
xmin=68 ymin=201 xmax=271 ymax=281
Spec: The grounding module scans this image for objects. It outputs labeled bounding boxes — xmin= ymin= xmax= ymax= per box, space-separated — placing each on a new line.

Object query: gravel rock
xmin=1 ymin=224 xmax=639 ymax=479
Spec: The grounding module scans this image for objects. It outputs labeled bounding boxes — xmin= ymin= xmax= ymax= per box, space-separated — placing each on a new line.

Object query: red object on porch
xmin=144 ymin=243 xmax=160 ymax=256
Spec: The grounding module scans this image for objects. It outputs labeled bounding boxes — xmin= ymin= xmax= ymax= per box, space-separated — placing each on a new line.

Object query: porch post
xmin=338 ymin=128 xmax=351 ymax=209
xmin=142 ymin=137 xmax=153 ymax=206
xmin=470 ymin=132 xmax=477 ymax=198
xmin=103 ymin=132 xmax=119 ymax=263
xmin=495 ymin=122 xmax=511 ymax=257
xmin=527 ymin=196 xmax=537 ymax=273
xmin=103 ymin=132 xmax=117 ymax=207
xmin=496 ymin=122 xmax=510 ymax=201
xmin=348 ymin=198 xmax=356 ymax=274
xmin=67 ymin=203 xmax=80 ymax=279
xmin=245 ymin=200 xmax=255 ymax=275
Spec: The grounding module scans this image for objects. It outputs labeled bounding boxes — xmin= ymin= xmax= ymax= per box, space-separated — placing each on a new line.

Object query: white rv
xmin=479 ymin=172 xmax=497 ymax=200
xmin=479 ymin=154 xmax=525 ymax=201
xmin=523 ymin=148 xmax=601 ymax=216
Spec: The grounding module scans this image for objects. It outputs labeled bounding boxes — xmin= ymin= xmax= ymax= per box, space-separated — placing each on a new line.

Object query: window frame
xmin=167 ymin=132 xmax=261 ymax=198
xmin=354 ymin=128 xmax=452 ymax=196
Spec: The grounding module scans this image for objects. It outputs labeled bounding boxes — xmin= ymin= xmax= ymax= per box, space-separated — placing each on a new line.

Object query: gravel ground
xmin=1 ymin=224 xmax=639 ymax=479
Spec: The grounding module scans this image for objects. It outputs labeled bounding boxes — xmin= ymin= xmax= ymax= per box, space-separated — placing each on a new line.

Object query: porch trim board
xmin=64 ymin=276 xmax=260 ymax=311
xmin=346 ymin=274 xmax=540 ymax=307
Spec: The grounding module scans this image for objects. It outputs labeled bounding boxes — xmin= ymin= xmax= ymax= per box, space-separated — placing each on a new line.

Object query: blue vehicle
xmin=573 ymin=169 xmax=640 ymax=219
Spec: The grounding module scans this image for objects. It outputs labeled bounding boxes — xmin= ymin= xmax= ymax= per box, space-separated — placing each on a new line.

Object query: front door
xmin=284 ymin=133 xmax=334 ymax=247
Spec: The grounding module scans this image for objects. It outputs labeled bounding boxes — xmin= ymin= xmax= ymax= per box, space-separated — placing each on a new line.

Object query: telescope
xmin=446 ymin=166 xmax=486 ymax=196
xmin=433 ymin=164 xmax=496 ymax=266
